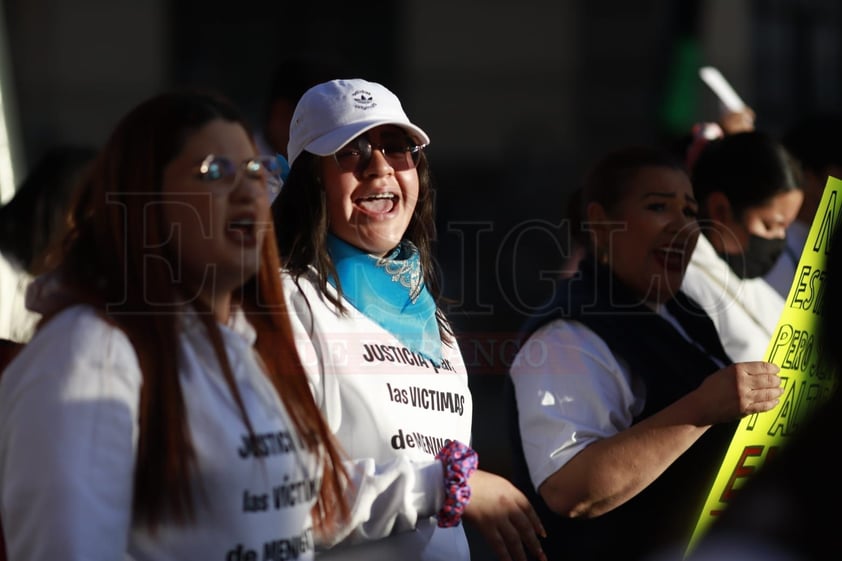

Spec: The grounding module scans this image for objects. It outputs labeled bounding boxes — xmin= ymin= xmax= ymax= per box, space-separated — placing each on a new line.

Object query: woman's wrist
xmin=434 ymin=440 xmax=478 ymax=528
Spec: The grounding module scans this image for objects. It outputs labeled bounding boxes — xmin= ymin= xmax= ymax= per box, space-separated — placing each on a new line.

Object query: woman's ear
xmin=585 ymin=201 xmax=608 ymax=225
xmin=704 ymin=191 xmax=733 ymax=224
xmin=701 ymin=191 xmax=743 ymax=253
xmin=585 ymin=201 xmax=608 ymax=254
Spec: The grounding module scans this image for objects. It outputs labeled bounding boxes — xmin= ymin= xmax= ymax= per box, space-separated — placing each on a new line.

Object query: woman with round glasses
xmin=0 ymin=90 xmax=349 ymax=560
xmin=272 ymin=78 xmax=547 ymax=561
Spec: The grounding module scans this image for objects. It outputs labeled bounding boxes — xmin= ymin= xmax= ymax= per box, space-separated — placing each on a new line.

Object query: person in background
xmin=0 ymin=90 xmax=349 ymax=560
xmin=681 ymin=131 xmax=803 ymax=362
xmin=0 ymin=249 xmax=35 ymax=345
xmin=764 ymin=112 xmax=842 ymax=298
xmin=257 ymin=55 xmax=347 ymax=160
xmin=0 ymin=145 xmax=95 ymax=343
xmin=718 ymin=106 xmax=756 ymax=135
xmin=273 ymin=78 xmax=547 ymax=561
xmin=680 ymin=105 xmax=756 ymax=173
xmin=507 ymin=145 xmax=782 ymax=561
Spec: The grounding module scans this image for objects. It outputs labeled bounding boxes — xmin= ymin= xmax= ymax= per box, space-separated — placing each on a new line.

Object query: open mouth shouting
xmin=226 ymin=214 xmax=259 ymax=247
xmin=654 ymin=245 xmax=689 ymax=272
xmin=355 ymin=192 xmax=398 ymax=217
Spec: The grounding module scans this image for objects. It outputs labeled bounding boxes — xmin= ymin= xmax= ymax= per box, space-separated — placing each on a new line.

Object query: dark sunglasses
xmin=332 ymin=136 xmax=425 ymax=175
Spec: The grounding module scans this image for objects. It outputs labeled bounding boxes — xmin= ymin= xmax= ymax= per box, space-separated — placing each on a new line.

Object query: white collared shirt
xmin=681 ymin=234 xmax=785 ymax=362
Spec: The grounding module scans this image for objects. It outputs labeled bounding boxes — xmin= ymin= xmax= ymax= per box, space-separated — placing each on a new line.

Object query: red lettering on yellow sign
xmin=710 ymin=444 xmax=779 ymax=516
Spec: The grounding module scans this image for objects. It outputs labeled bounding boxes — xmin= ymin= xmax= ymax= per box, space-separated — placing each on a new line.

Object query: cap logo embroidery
xmin=351 ymin=89 xmax=377 ymax=111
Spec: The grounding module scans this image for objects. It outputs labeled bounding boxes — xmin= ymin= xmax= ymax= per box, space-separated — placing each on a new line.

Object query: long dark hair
xmin=272 ymin=148 xmax=452 ymax=342
xmin=41 ymin=90 xmax=349 ymax=532
xmin=691 ymin=131 xmax=801 ymax=219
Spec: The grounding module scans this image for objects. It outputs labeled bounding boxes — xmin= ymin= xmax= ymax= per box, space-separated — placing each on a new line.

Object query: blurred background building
xmin=1 ymin=0 xmax=840 ymax=557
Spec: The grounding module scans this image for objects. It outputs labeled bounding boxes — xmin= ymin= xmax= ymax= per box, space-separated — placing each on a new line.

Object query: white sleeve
xmin=0 ymin=308 xmax=141 ymax=561
xmin=319 ymin=457 xmax=443 ymax=548
xmin=282 ymin=279 xmax=328 ymax=410
xmin=509 ymin=319 xmax=640 ymax=490
xmin=281 ymin=274 xmax=446 ymax=547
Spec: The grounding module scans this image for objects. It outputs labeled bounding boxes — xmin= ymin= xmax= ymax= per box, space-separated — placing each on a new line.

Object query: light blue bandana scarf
xmin=327 ymin=234 xmax=442 ymax=365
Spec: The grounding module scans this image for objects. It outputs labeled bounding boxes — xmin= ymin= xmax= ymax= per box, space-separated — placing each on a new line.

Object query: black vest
xmin=506 ymin=257 xmax=738 ymax=561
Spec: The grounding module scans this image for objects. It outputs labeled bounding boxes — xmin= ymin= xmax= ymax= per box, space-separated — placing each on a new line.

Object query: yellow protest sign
xmin=685 ymin=176 xmax=842 ymax=556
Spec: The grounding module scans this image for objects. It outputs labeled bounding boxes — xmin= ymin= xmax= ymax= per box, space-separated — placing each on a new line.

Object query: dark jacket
xmin=506 ymin=257 xmax=738 ymax=561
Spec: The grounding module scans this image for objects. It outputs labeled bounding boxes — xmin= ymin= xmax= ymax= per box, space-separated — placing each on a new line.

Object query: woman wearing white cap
xmin=272 ymin=78 xmax=547 ymax=561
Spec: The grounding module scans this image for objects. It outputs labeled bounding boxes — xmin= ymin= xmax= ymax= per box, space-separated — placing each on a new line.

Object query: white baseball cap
xmin=287 ymin=78 xmax=430 ymax=166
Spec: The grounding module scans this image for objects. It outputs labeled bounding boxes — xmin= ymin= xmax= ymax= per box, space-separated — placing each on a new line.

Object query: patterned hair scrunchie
xmin=435 ymin=440 xmax=479 ymax=528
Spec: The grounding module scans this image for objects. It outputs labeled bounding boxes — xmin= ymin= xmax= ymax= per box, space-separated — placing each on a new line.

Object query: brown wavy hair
xmin=40 ymin=90 xmax=349 ymax=534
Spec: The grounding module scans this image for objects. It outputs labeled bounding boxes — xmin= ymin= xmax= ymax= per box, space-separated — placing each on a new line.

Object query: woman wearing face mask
xmin=681 ymin=131 xmax=803 ymax=363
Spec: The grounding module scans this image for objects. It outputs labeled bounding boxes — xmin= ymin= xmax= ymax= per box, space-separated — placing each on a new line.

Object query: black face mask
xmin=718 ymin=234 xmax=786 ymax=279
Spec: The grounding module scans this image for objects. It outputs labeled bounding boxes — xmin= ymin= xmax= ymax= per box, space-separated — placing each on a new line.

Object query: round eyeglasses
xmin=332 ymin=137 xmax=425 ymax=175
xmin=197 ymin=154 xmax=283 ymax=197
